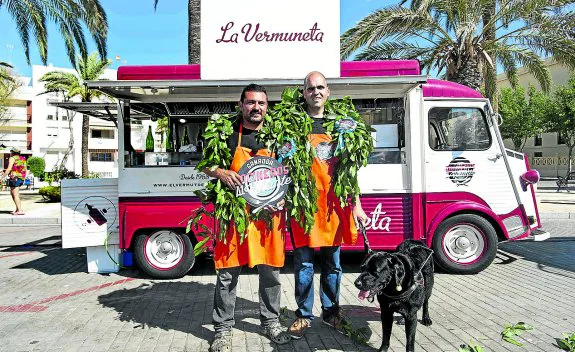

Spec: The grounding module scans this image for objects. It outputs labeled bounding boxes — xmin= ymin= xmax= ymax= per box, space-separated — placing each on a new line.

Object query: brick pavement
xmin=0 ymin=220 xmax=573 ymax=352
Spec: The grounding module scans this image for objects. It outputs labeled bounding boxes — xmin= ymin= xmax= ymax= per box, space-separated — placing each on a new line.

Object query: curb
xmin=539 ymin=213 xmax=575 ymax=220
xmin=0 ymin=217 xmax=60 ymax=226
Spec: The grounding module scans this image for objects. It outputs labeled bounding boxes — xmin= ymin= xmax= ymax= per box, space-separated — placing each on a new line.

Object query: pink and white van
xmin=81 ymin=60 xmax=545 ymax=278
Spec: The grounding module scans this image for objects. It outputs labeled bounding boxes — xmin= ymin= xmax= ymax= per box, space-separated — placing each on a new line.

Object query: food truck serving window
xmin=428 ymin=107 xmax=491 ymax=151
xmin=124 ymin=116 xmax=207 ymax=168
xmin=355 ymin=98 xmax=405 ymax=164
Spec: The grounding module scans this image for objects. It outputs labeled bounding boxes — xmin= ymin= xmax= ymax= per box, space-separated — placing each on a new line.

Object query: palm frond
xmin=355 ymin=41 xmax=431 ymax=61
xmin=1 ymin=0 xmax=108 ymax=66
xmin=341 ymin=5 xmax=450 ymax=60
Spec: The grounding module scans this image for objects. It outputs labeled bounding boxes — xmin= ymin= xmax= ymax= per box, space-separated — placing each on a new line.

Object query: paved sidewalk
xmin=0 ymin=220 xmax=574 ymax=352
xmin=0 ymin=191 xmax=60 ymax=225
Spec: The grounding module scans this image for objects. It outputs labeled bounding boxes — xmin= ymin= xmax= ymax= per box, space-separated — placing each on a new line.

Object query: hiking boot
xmin=209 ymin=330 xmax=233 ymax=352
xmin=288 ymin=317 xmax=311 ymax=339
xmin=263 ymin=322 xmax=291 ymax=345
xmin=323 ymin=310 xmax=351 ymax=335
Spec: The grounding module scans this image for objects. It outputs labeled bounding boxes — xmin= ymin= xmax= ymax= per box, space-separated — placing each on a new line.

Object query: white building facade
xmin=30 ymin=65 xmax=158 ymax=178
xmin=0 ymin=75 xmax=33 ymax=169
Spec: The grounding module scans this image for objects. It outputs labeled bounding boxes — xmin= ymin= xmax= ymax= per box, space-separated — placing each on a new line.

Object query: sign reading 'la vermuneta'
xmin=201 ymin=0 xmax=340 ymax=80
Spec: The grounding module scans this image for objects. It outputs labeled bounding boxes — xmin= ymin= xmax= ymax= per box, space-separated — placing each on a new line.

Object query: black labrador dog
xmin=355 ymin=239 xmax=434 ymax=352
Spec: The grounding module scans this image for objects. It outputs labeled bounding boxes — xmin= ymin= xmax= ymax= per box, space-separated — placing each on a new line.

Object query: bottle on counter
xmin=145 ymin=125 xmax=154 ymax=152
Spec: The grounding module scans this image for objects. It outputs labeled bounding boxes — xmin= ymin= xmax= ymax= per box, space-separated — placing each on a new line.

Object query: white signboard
xmin=61 ymin=178 xmax=119 ymax=248
xmin=201 ymin=0 xmax=340 ymax=80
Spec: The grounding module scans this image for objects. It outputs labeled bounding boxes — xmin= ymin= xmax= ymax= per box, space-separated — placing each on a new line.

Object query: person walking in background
xmin=288 ymin=71 xmax=369 ymax=339
xmin=0 ymin=147 xmax=27 ymax=215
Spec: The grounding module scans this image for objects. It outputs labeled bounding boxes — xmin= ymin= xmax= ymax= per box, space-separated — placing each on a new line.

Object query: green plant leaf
xmin=503 ymin=336 xmax=523 ymax=346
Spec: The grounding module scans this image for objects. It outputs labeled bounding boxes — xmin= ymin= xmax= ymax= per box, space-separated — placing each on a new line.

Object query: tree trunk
xmin=447 ymin=55 xmax=482 ymax=91
xmin=483 ymin=0 xmax=498 ymax=110
xmin=567 ymin=142 xmax=574 ymax=177
xmin=59 ymin=111 xmax=75 ymax=170
xmin=81 ymin=114 xmax=89 ymax=177
xmin=188 ymin=0 xmax=201 ymax=64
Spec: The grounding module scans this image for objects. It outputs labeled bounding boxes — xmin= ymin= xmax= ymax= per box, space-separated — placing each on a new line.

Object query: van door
xmin=423 ymin=101 xmax=519 ymax=226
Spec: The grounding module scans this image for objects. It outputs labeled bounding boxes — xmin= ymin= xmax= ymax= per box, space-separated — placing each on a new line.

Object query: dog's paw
xmin=421 ymin=317 xmax=433 ymax=326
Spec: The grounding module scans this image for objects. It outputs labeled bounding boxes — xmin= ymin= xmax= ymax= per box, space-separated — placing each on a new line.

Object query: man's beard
xmin=245 ymin=111 xmax=263 ymax=124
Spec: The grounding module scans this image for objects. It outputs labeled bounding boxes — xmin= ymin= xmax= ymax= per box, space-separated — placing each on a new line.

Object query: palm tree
xmin=0 ymin=62 xmax=14 ymax=82
xmin=341 ymin=0 xmax=575 ymax=103
xmin=154 ymin=0 xmax=200 ymax=64
xmin=39 ymin=52 xmax=111 ymax=177
xmin=0 ymin=0 xmax=108 ymax=67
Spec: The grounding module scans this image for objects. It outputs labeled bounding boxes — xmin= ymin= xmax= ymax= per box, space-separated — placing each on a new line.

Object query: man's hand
xmin=263 ymin=199 xmax=285 ymax=213
xmin=217 ymin=169 xmax=243 ymax=189
xmin=352 ymin=203 xmax=368 ymax=229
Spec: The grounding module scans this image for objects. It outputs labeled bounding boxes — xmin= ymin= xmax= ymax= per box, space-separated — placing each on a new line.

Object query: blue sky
xmin=0 ymin=0 xmax=396 ymax=77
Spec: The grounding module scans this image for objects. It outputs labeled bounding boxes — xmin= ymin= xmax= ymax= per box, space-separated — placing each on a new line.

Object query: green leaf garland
xmin=261 ymin=87 xmax=374 ymax=233
xmin=257 ymin=87 xmax=319 ymax=235
xmin=324 ymin=96 xmax=375 ymax=207
xmin=195 ymin=113 xmax=249 ymax=242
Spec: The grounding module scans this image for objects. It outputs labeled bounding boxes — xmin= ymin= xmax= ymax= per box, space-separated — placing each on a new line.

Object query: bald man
xmin=288 ymin=71 xmax=368 ymax=339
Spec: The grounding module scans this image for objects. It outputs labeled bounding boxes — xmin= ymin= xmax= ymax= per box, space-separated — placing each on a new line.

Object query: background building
xmin=0 ymin=75 xmax=33 ymax=169
xmin=497 ymin=58 xmax=574 ymax=177
xmin=30 ymin=65 xmax=158 ymax=178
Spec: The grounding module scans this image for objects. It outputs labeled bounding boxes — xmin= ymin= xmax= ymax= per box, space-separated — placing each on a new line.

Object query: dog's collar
xmin=380 ymin=272 xmax=424 ymax=300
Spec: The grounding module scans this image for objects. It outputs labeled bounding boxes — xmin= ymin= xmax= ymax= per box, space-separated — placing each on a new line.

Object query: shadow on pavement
xmin=7 ymin=247 xmax=87 ymax=275
xmin=98 ymin=280 xmax=300 ymax=351
xmin=98 ymin=258 xmax=378 ymax=351
xmin=499 ymin=236 xmax=575 ymax=274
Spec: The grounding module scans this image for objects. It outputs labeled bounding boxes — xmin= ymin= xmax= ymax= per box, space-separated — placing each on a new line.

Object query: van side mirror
xmin=520 ymin=170 xmax=540 ymax=191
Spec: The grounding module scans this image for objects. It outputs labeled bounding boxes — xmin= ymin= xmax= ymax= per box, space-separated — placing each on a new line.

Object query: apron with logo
xmin=213 ymin=124 xmax=286 ymax=269
xmin=291 ymin=133 xmax=357 ymax=248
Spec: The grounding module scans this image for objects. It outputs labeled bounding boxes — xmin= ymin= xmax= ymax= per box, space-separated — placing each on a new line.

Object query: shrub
xmin=45 ymin=166 xmax=79 ymax=184
xmin=39 ymin=186 xmax=61 ymax=202
xmin=27 ymin=156 xmax=45 ymax=178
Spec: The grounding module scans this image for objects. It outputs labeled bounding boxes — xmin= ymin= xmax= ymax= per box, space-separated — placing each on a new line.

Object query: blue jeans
xmin=294 ymin=246 xmax=342 ymax=320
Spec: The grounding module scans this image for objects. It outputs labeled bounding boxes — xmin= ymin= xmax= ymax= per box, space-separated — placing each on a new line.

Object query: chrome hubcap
xmin=443 ymin=224 xmax=485 ymax=264
xmin=145 ymin=231 xmax=184 ymax=269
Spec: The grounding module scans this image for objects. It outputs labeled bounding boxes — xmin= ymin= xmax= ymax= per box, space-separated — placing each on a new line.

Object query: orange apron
xmin=213 ymin=125 xmax=286 ymax=269
xmin=291 ymin=133 xmax=358 ymax=248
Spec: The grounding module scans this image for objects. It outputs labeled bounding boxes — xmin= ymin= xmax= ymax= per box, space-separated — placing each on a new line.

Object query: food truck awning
xmin=85 ymin=75 xmax=428 ymax=104
xmin=48 ymin=101 xmax=167 ymax=121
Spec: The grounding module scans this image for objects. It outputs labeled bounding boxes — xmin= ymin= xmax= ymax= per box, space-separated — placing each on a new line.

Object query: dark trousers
xmin=213 ymin=265 xmax=281 ymax=333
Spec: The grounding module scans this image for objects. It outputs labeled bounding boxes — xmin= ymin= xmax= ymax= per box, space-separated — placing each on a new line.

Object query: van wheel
xmin=432 ymin=214 xmax=498 ymax=274
xmin=134 ymin=229 xmax=195 ymax=279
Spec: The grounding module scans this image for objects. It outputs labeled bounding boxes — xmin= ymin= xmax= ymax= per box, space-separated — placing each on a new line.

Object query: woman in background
xmin=0 ymin=147 xmax=27 ymax=215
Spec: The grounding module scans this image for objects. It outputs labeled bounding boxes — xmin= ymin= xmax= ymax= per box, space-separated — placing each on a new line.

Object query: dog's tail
xmin=359 ymin=223 xmax=373 ymax=255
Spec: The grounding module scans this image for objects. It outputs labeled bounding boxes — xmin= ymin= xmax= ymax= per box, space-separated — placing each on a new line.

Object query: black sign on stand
xmin=236 ymin=156 xmax=292 ymax=212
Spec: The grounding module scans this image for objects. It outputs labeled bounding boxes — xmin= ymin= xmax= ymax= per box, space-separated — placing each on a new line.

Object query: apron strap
xmin=238 ymin=123 xmax=243 ymax=147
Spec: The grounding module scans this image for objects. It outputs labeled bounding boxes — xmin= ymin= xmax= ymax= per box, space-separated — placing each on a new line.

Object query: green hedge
xmin=39 ymin=186 xmax=61 ymax=202
xmin=27 ymin=156 xmax=45 ymax=178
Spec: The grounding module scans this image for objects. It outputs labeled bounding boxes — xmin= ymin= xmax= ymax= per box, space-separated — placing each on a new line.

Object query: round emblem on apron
xmin=445 ymin=157 xmax=475 ymax=185
xmin=236 ymin=156 xmax=292 ymax=211
xmin=315 ymin=141 xmax=334 ymax=161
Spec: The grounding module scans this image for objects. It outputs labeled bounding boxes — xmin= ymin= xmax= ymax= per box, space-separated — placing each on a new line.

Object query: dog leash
xmin=359 ymin=222 xmax=372 ymax=255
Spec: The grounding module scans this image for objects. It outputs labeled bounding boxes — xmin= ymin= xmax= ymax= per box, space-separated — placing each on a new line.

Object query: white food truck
xmin=59 ymin=60 xmax=547 ymax=278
